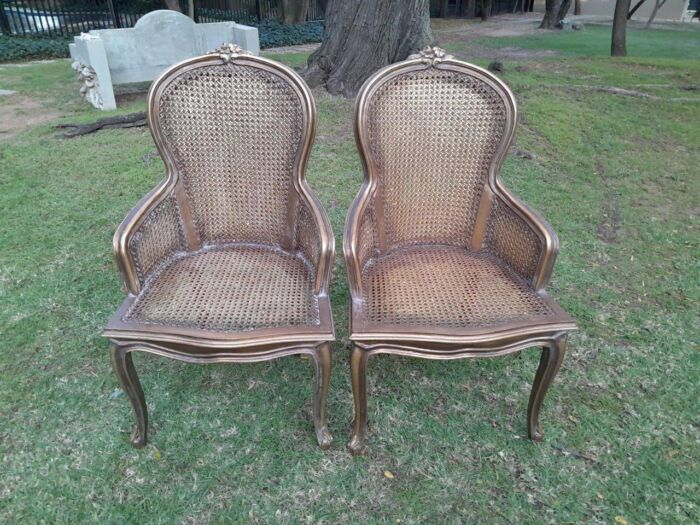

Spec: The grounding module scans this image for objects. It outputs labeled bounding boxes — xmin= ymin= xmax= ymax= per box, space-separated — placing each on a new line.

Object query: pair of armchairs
xmin=103 ymin=44 xmax=576 ymax=454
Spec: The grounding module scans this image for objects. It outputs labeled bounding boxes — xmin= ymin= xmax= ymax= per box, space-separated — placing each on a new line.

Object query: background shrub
xmin=0 ymin=19 xmax=322 ymax=63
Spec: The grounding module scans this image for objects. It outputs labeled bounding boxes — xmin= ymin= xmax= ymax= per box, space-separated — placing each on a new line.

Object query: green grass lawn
xmin=1 ymin=23 xmax=699 ymax=524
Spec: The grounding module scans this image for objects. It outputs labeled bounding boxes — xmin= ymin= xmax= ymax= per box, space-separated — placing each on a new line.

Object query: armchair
xmin=344 ymin=47 xmax=576 ymax=455
xmin=103 ymin=44 xmax=335 ymax=450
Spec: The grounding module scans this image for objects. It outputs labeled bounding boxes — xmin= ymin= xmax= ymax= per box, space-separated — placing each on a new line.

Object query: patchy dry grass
xmin=1 ymin=22 xmax=699 ymax=524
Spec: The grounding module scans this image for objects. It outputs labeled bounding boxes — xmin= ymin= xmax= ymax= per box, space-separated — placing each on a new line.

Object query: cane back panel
xmin=365 ymin=67 xmax=508 ymax=251
xmin=156 ymin=61 xmax=303 ymax=247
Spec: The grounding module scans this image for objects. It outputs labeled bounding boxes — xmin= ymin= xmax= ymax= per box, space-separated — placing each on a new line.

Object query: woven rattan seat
xmin=344 ymin=47 xmax=576 ymax=455
xmin=361 ymin=246 xmax=555 ymax=332
xmin=103 ymin=45 xmax=334 ymax=450
xmin=124 ymin=245 xmax=319 ymax=333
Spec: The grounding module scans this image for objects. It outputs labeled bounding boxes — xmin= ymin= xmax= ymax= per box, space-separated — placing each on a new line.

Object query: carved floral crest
xmin=212 ymin=43 xmax=252 ymax=62
xmin=408 ymin=46 xmax=454 ymax=65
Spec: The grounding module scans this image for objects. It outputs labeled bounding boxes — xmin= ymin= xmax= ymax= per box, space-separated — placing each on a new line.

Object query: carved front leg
xmin=110 ymin=344 xmax=148 ymax=448
xmin=527 ymin=334 xmax=567 ymax=441
xmin=311 ymin=343 xmax=332 ymax=450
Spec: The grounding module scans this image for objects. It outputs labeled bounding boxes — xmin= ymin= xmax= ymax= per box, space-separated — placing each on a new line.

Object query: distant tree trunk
xmin=539 ymin=0 xmax=572 ymax=29
xmin=612 ymin=0 xmax=632 ymax=56
xmin=280 ymin=0 xmax=309 ymax=24
xmin=645 ymin=0 xmax=667 ymax=28
xmin=438 ymin=0 xmax=449 ymax=17
xmin=480 ymin=0 xmax=492 ymax=20
xmin=163 ymin=0 xmax=181 ymax=12
xmin=303 ymin=0 xmax=433 ymax=97
xmin=467 ymin=0 xmax=477 ymax=17
xmin=574 ymin=0 xmax=581 ymax=15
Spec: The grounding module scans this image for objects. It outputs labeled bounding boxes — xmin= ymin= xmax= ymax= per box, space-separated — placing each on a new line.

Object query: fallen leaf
xmin=614 ymin=516 xmax=628 ymax=525
xmin=152 ymin=448 xmax=161 ymax=461
xmin=667 ymin=450 xmax=679 ymax=458
xmin=384 ymin=470 xmax=394 ymax=479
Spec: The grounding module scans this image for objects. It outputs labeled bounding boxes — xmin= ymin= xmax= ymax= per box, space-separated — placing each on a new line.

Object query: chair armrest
xmin=114 ymin=182 xmax=187 ymax=295
xmin=344 ymin=185 xmax=378 ymax=299
xmin=483 ymin=189 xmax=559 ymax=292
xmin=294 ymin=192 xmax=334 ymax=296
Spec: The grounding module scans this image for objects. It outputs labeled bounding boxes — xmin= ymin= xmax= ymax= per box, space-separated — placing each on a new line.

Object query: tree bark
xmin=280 ymin=0 xmax=309 ymax=24
xmin=574 ymin=0 xmax=581 ymax=15
xmin=303 ymin=0 xmax=433 ymax=97
xmin=539 ymin=0 xmax=572 ymax=29
xmin=612 ymin=0 xmax=632 ymax=56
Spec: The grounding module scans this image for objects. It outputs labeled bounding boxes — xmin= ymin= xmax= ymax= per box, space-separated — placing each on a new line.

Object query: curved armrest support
xmin=484 ymin=185 xmax=559 ymax=292
xmin=114 ymin=180 xmax=187 ymax=295
xmin=344 ymin=183 xmax=378 ymax=299
xmin=294 ymin=189 xmax=335 ymax=296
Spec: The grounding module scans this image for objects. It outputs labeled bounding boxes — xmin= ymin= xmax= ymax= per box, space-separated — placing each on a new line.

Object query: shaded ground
xmin=1 ymin=21 xmax=699 ymax=525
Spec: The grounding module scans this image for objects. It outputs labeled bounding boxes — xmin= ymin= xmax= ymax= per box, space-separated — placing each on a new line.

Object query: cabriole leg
xmin=110 ymin=343 xmax=148 ymax=448
xmin=348 ymin=344 xmax=369 ymax=456
xmin=311 ymin=342 xmax=332 ymax=450
xmin=527 ymin=334 xmax=567 ymax=441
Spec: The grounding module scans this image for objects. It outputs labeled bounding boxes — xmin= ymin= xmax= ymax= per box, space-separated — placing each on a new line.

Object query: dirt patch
xmin=595 ymin=161 xmax=622 ymax=244
xmin=434 ymin=14 xmax=559 ymax=60
xmin=433 ymin=14 xmax=543 ymax=39
xmin=264 ymin=43 xmax=320 ymax=54
xmin=0 ymin=96 xmax=61 ymax=140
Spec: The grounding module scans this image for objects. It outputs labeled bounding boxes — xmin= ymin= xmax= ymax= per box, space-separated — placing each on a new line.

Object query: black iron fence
xmin=0 ymin=0 xmax=324 ymax=37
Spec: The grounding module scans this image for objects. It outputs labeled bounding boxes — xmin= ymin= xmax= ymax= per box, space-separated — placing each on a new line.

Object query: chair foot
xmin=348 ymin=344 xmax=369 ymax=456
xmin=311 ymin=342 xmax=333 ymax=450
xmin=110 ymin=344 xmax=148 ymax=449
xmin=527 ymin=334 xmax=567 ymax=441
xmin=348 ymin=433 xmax=368 ymax=456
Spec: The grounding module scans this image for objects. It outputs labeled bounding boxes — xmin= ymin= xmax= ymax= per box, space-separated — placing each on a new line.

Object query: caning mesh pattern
xmin=362 ymin=246 xmax=552 ymax=329
xmin=366 ymin=68 xmax=507 ymax=250
xmin=125 ymin=246 xmax=319 ymax=332
xmin=294 ymin=198 xmax=321 ymax=272
xmin=356 ymin=199 xmax=378 ymax=272
xmin=129 ymin=195 xmax=186 ymax=286
xmin=483 ymin=198 xmax=542 ymax=281
xmin=158 ymin=62 xmax=303 ymax=246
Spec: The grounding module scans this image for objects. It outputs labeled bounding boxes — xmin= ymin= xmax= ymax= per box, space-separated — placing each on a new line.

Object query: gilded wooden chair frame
xmin=344 ymin=48 xmax=576 ymax=455
xmin=103 ymin=45 xmax=335 ymax=450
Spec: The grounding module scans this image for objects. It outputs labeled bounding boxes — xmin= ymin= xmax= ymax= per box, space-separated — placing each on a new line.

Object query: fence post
xmin=0 ymin=1 xmax=13 ymax=34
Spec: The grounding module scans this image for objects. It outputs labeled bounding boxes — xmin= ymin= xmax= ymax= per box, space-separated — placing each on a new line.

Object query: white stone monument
xmin=68 ymin=10 xmax=260 ymax=110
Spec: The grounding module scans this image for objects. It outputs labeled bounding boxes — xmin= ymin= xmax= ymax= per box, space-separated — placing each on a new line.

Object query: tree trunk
xmin=611 ymin=0 xmax=632 ymax=56
xmin=645 ymin=0 xmax=667 ymax=28
xmin=280 ymin=0 xmax=309 ymax=24
xmin=438 ymin=0 xmax=449 ymax=17
xmin=467 ymin=0 xmax=477 ymax=17
xmin=539 ymin=0 xmax=572 ymax=29
xmin=303 ymin=0 xmax=433 ymax=97
xmin=480 ymin=0 xmax=492 ymax=20
xmin=574 ymin=0 xmax=581 ymax=15
xmin=163 ymin=0 xmax=181 ymax=12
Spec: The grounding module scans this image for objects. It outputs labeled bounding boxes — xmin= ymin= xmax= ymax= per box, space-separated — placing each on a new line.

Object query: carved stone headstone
xmin=68 ymin=10 xmax=260 ymax=110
